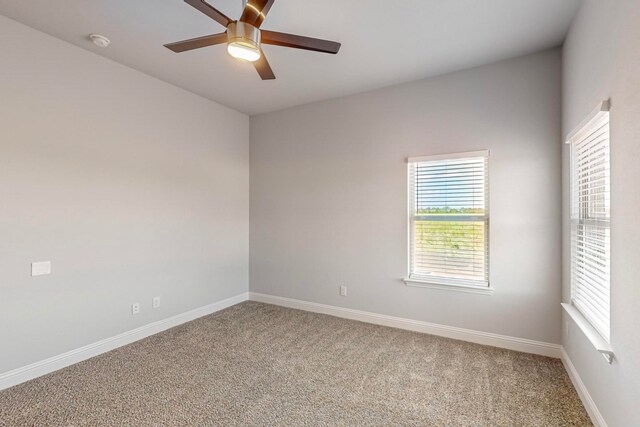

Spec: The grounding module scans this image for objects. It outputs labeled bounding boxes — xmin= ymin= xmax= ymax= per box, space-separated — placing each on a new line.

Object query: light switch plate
xmin=31 ymin=261 xmax=51 ymax=276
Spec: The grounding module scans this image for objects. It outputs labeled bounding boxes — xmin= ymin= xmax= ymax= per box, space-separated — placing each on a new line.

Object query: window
xmin=406 ymin=151 xmax=489 ymax=290
xmin=569 ymin=103 xmax=611 ymax=342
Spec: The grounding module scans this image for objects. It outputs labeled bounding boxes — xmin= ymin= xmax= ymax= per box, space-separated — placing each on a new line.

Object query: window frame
xmin=404 ymin=150 xmax=491 ymax=294
xmin=567 ymin=101 xmax=611 ymax=344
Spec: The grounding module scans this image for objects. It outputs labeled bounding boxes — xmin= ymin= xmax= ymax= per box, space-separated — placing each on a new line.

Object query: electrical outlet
xmin=152 ymin=296 xmax=160 ymax=309
xmin=340 ymin=285 xmax=347 ymax=296
xmin=131 ymin=303 xmax=140 ymax=315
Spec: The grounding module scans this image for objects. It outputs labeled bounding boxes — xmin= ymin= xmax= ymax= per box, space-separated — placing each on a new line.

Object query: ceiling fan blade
xmin=239 ymin=0 xmax=275 ymax=28
xmin=253 ymin=50 xmax=276 ymax=80
xmin=184 ymin=0 xmax=232 ymax=28
xmin=164 ymin=33 xmax=227 ymax=52
xmin=261 ymin=30 xmax=341 ymax=54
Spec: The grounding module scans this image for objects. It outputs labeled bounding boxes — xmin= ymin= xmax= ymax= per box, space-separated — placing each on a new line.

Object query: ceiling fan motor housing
xmin=227 ymin=21 xmax=261 ymax=50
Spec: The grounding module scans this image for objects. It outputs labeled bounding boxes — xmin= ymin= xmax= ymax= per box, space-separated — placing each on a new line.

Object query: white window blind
xmin=408 ymin=151 xmax=489 ymax=287
xmin=569 ymin=105 xmax=611 ymax=342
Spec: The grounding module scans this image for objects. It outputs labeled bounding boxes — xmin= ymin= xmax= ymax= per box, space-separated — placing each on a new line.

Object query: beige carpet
xmin=0 ymin=301 xmax=591 ymax=426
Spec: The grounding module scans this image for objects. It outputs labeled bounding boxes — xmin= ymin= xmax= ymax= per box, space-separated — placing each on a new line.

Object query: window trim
xmin=406 ymin=150 xmax=490 ymax=292
xmin=562 ymin=303 xmax=613 ymax=364
xmin=403 ymin=277 xmax=495 ymax=295
xmin=564 ymin=100 xmax=613 ymax=363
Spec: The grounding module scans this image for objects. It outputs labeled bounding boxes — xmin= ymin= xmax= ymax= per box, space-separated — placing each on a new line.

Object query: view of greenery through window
xmin=414 ymin=209 xmax=486 ymax=279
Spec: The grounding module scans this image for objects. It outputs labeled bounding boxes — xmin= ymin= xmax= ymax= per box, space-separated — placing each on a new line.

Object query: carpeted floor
xmin=0 ymin=301 xmax=591 ymax=426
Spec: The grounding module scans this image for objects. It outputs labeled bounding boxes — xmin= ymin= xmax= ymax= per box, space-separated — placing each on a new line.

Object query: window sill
xmin=403 ymin=278 xmax=494 ymax=295
xmin=562 ymin=303 xmax=614 ymax=364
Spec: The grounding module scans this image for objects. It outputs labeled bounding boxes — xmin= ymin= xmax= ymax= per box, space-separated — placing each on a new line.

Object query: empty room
xmin=0 ymin=0 xmax=638 ymax=425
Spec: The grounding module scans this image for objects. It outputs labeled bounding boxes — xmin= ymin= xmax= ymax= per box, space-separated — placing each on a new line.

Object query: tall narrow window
xmin=407 ymin=151 xmax=489 ymax=288
xmin=569 ymin=104 xmax=611 ymax=342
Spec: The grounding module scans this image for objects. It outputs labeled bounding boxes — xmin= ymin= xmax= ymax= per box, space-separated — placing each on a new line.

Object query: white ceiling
xmin=0 ymin=0 xmax=581 ymax=115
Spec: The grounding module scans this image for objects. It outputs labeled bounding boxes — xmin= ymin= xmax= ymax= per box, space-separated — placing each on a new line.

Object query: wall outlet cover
xmin=131 ymin=303 xmax=140 ymax=315
xmin=31 ymin=261 xmax=52 ymax=276
xmin=152 ymin=297 xmax=160 ymax=309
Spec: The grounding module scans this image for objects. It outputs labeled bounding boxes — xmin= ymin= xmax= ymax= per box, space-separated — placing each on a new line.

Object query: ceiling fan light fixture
xmin=226 ymin=21 xmax=261 ymax=62
xmin=227 ymin=41 xmax=261 ymax=62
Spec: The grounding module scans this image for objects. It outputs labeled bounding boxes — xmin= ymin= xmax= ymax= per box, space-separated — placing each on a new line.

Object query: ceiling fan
xmin=164 ymin=0 xmax=341 ymax=80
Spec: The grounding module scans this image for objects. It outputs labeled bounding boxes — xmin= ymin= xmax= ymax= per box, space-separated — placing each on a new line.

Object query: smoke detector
xmin=89 ymin=34 xmax=110 ymax=48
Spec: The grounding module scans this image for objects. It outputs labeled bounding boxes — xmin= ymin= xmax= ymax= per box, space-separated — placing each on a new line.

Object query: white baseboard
xmin=249 ymin=292 xmax=561 ymax=358
xmin=0 ymin=292 xmax=249 ymax=391
xmin=560 ymin=347 xmax=608 ymax=427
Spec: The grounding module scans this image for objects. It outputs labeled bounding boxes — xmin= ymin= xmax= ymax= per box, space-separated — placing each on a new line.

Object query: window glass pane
xmin=414 ymin=159 xmax=486 ymax=215
xmin=412 ymin=220 xmax=486 ymax=281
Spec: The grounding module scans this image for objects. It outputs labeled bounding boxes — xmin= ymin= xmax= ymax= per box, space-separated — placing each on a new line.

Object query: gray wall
xmin=562 ymin=0 xmax=640 ymax=425
xmin=250 ymin=49 xmax=563 ymax=344
xmin=0 ymin=17 xmax=249 ymax=373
